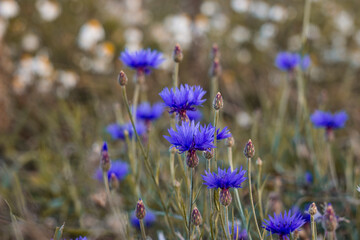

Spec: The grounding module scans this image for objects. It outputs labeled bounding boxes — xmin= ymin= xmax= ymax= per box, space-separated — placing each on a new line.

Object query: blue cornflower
xmin=187 ymin=110 xmax=203 ymax=121
xmin=229 ymin=225 xmax=248 ymax=240
xmin=106 ymin=121 xmax=146 ymax=140
xmin=275 ymin=52 xmax=301 ymax=72
xmin=310 ymin=110 xmax=348 ymax=130
xmin=120 ymin=48 xmax=165 ymax=74
xmin=131 ymin=210 xmax=156 ymax=229
xmin=216 ymin=126 xmax=232 ymax=140
xmin=291 ymin=205 xmax=311 ymax=224
xmin=159 ymin=84 xmax=206 ymax=121
xmin=74 ymin=237 xmax=87 ymax=240
xmin=305 ymin=171 xmax=313 ymax=185
xmin=262 ymin=210 xmax=306 ymax=240
xmin=95 ymin=160 xmax=129 ymax=182
xmin=164 ymin=121 xmax=215 ymax=168
xmin=202 ymin=167 xmax=246 ymax=206
xmin=300 ymin=54 xmax=311 ymax=70
xmin=136 ymin=101 xmax=164 ymax=122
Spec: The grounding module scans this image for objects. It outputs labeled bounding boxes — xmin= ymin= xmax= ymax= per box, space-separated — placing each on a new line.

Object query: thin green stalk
xmin=224 ymin=206 xmax=231 ymax=240
xmin=173 ymin=62 xmax=179 ymax=89
xmin=310 ymin=215 xmax=317 ymax=240
xmin=257 ymin=163 xmax=264 ymax=222
xmin=139 ymin=219 xmax=147 ymax=240
xmin=219 ymin=209 xmax=229 ymax=240
xmin=131 ymin=80 xmax=141 ymax=175
xmin=210 ymin=76 xmax=218 ymax=111
xmin=207 ymin=159 xmax=214 ymax=239
xmin=326 ymin=141 xmax=338 ymax=190
xmin=247 ymin=158 xmax=263 ymax=240
xmin=227 ymin=147 xmax=233 ymax=170
xmin=170 ymin=113 xmax=176 ymax=182
xmin=213 ymin=110 xmax=219 ymax=164
xmin=301 ymin=0 xmax=312 ymax=46
xmin=121 ymin=86 xmax=176 ymax=237
xmin=188 ymin=168 xmax=194 ymax=240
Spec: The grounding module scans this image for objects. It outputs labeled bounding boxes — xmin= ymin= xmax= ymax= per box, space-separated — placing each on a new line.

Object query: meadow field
xmin=0 ymin=0 xmax=360 ymax=239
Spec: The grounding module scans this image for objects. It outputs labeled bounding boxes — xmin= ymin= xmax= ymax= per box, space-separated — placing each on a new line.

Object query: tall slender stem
xmin=224 ymin=206 xmax=231 ymax=240
xmin=139 ymin=219 xmax=147 ymax=240
xmin=210 ymin=76 xmax=218 ymax=111
xmin=132 ymin=82 xmax=140 ymax=175
xmin=247 ymin=158 xmax=263 ymax=240
xmin=310 ymin=215 xmax=317 ymax=240
xmin=301 ymin=0 xmax=312 ymax=46
xmin=257 ymin=163 xmax=264 ymax=222
xmin=121 ymin=86 xmax=176 ymax=237
xmin=173 ymin=62 xmax=179 ymax=89
xmin=326 ymin=141 xmax=338 ymax=190
xmin=213 ymin=110 xmax=219 ymax=164
xmin=188 ymin=168 xmax=194 ymax=240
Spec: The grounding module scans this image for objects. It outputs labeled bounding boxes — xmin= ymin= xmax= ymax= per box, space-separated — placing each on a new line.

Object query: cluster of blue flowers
xmin=275 ymin=51 xmax=311 ymax=72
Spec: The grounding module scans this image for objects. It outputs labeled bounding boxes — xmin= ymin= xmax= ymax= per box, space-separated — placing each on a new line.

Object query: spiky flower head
xmin=321 ymin=203 xmax=338 ymax=232
xmin=95 ymin=160 xmax=129 ymax=183
xmin=187 ymin=110 xmax=203 ymax=121
xmin=202 ymin=167 xmax=247 ymax=190
xmin=262 ymin=210 xmax=306 ymax=240
xmin=244 ymin=139 xmax=255 ymax=158
xmin=275 ymin=52 xmax=301 ymax=72
xmin=120 ymin=48 xmax=165 ymax=75
xmin=173 ymin=43 xmax=183 ymax=63
xmin=191 ymin=207 xmax=202 ymax=226
xmin=106 ymin=121 xmax=146 ymax=140
xmin=164 ymin=121 xmax=215 ymax=154
xmin=131 ymin=210 xmax=156 ymax=229
xmin=159 ymin=84 xmax=206 ymax=121
xmin=213 ymin=92 xmax=223 ymax=110
xmin=135 ymin=199 xmax=146 ymax=220
xmin=118 ymin=70 xmax=128 ymax=86
xmin=136 ymin=101 xmax=164 ymax=122
xmin=100 ymin=142 xmax=110 ymax=171
xmin=310 ymin=110 xmax=348 ymax=130
xmin=216 ymin=126 xmax=232 ymax=141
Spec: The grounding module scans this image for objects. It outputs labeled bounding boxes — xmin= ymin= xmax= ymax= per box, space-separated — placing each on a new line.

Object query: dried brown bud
xmin=173 ymin=43 xmax=183 ymax=63
xmin=213 ymin=92 xmax=223 ymax=110
xmin=322 ymin=204 xmax=338 ymax=232
xmin=244 ymin=139 xmax=255 ymax=158
xmin=191 ymin=207 xmax=202 ymax=226
xmin=219 ymin=188 xmax=232 ymax=206
xmin=225 ymin=136 xmax=235 ymax=147
xmin=308 ymin=202 xmax=317 ymax=216
xmin=135 ymin=199 xmax=146 ymax=220
xmin=186 ymin=150 xmax=199 ymax=168
xmin=203 ymin=148 xmax=214 ymax=160
xmin=118 ymin=70 xmax=128 ymax=86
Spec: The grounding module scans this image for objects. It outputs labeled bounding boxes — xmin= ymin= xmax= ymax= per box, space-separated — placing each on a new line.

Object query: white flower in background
xmin=334 ymin=11 xmax=353 ymax=36
xmin=32 ymin=54 xmax=54 ymax=78
xmin=308 ymin=24 xmax=321 ymax=40
xmin=14 ymin=55 xmax=34 ymax=87
xmin=211 ymin=13 xmax=229 ymax=34
xmin=37 ymin=78 xmax=53 ymax=94
xmin=164 ymin=14 xmax=192 ymax=49
xmin=92 ymin=42 xmax=115 ymax=73
xmin=236 ymin=49 xmax=252 ymax=64
xmin=249 ymin=1 xmax=269 ymax=20
xmin=57 ymin=70 xmax=78 ymax=89
xmin=78 ymin=19 xmax=105 ymax=51
xmin=195 ymin=15 xmax=209 ymax=36
xmin=259 ymin=23 xmax=277 ymax=39
xmin=36 ymin=0 xmax=61 ymax=22
xmin=22 ymin=33 xmax=40 ymax=52
xmin=124 ymin=27 xmax=143 ymax=51
xmin=0 ymin=0 xmax=19 ymax=19
xmin=231 ymin=0 xmax=250 ymax=13
xmin=268 ymin=5 xmax=287 ymax=22
xmin=231 ymin=25 xmax=251 ymax=44
xmin=357 ymin=185 xmax=360 ymax=192
xmin=236 ymin=111 xmax=252 ymax=128
xmin=200 ymin=1 xmax=219 ymax=17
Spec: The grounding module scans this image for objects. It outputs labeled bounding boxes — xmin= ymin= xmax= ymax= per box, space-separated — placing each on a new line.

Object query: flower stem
xmin=326 ymin=141 xmax=338 ymax=190
xmin=257 ymin=163 xmax=264 ymax=222
xmin=310 ymin=215 xmax=317 ymax=240
xmin=139 ymin=219 xmax=147 ymax=240
xmin=247 ymin=158 xmax=263 ymax=240
xmin=207 ymin=159 xmax=214 ymax=239
xmin=188 ymin=168 xmax=194 ymax=240
xmin=213 ymin=109 xmax=219 ymax=164
xmin=210 ymin=76 xmax=218 ymax=111
xmin=219 ymin=208 xmax=229 ymax=240
xmin=173 ymin=62 xmax=179 ymax=89
xmin=121 ymin=86 xmax=176 ymax=237
xmin=224 ymin=206 xmax=231 ymax=240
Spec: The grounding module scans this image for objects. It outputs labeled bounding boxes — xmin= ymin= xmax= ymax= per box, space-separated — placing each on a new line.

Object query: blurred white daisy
xmin=231 ymin=0 xmax=250 ymax=13
xmin=22 ymin=33 xmax=40 ymax=52
xmin=231 ymin=25 xmax=251 ymax=44
xmin=0 ymin=0 xmax=19 ymax=19
xmin=164 ymin=14 xmax=192 ymax=49
xmin=36 ymin=0 xmax=61 ymax=22
xmin=78 ymin=19 xmax=105 ymax=51
xmin=32 ymin=54 xmax=54 ymax=78
xmin=334 ymin=10 xmax=354 ymax=35
xmin=57 ymin=70 xmax=78 ymax=89
xmin=200 ymin=1 xmax=219 ymax=17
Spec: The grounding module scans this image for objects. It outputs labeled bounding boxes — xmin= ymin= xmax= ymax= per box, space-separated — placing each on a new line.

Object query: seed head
xmin=219 ymin=188 xmax=232 ymax=206
xmin=203 ymin=148 xmax=214 ymax=160
xmin=191 ymin=207 xmax=202 ymax=226
xmin=213 ymin=92 xmax=223 ymax=110
xmin=173 ymin=43 xmax=183 ymax=63
xmin=186 ymin=150 xmax=199 ymax=168
xmin=118 ymin=70 xmax=128 ymax=86
xmin=244 ymin=139 xmax=255 ymax=158
xmin=135 ymin=199 xmax=146 ymax=220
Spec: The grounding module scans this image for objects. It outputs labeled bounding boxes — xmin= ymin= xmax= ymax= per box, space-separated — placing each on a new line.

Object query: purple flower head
xmin=275 ymin=52 xmax=301 ymax=72
xmin=136 ymin=101 xmax=164 ymax=122
xmin=216 ymin=126 xmax=232 ymax=141
xmin=74 ymin=237 xmax=87 ymax=240
xmin=131 ymin=210 xmax=156 ymax=229
xmin=229 ymin=225 xmax=248 ymax=240
xmin=159 ymin=84 xmax=206 ymax=119
xmin=164 ymin=121 xmax=215 ymax=154
xmin=310 ymin=110 xmax=348 ymax=130
xmin=106 ymin=121 xmax=146 ymax=140
xmin=202 ymin=167 xmax=247 ymax=190
xmin=300 ymin=54 xmax=311 ymax=70
xmin=187 ymin=110 xmax=203 ymax=121
xmin=305 ymin=171 xmax=313 ymax=184
xmin=120 ymin=48 xmax=165 ymax=74
xmin=102 ymin=142 xmax=108 ymax=151
xmin=262 ymin=210 xmax=306 ymax=240
xmin=95 ymin=160 xmax=129 ymax=182
xmin=291 ymin=205 xmax=311 ymax=224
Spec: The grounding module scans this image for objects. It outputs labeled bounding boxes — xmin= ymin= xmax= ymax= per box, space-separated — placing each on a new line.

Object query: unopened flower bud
xmin=186 ymin=150 xmax=199 ymax=168
xmin=209 ymin=58 xmax=221 ymax=77
xmin=118 ymin=70 xmax=128 ymax=86
xmin=100 ymin=142 xmax=111 ymax=171
xmin=244 ymin=139 xmax=255 ymax=158
xmin=308 ymin=202 xmax=317 ymax=216
xmin=203 ymin=148 xmax=214 ymax=160
xmin=173 ymin=43 xmax=183 ymax=63
xmin=219 ymin=188 xmax=232 ymax=206
xmin=322 ymin=203 xmax=338 ymax=232
xmin=135 ymin=199 xmax=146 ymax=220
xmin=256 ymin=157 xmax=263 ymax=166
xmin=293 ymin=230 xmax=300 ymax=240
xmin=225 ymin=136 xmax=235 ymax=147
xmin=211 ymin=43 xmax=220 ymax=60
xmin=213 ymin=92 xmax=223 ymax=110
xmin=110 ymin=173 xmax=119 ymax=189
xmin=191 ymin=207 xmax=202 ymax=226
xmin=170 ymin=147 xmax=177 ymax=154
